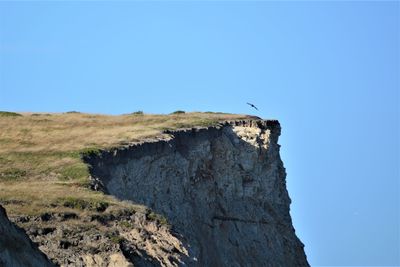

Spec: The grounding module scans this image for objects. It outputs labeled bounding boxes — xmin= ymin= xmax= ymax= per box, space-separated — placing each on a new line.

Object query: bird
xmin=247 ymin=102 xmax=259 ymax=111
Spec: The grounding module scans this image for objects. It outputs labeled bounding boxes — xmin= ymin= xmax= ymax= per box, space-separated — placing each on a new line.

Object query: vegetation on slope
xmin=0 ymin=111 xmax=22 ymax=117
xmin=0 ymin=112 xmax=250 ymax=218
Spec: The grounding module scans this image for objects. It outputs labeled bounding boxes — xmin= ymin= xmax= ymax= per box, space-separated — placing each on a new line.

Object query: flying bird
xmin=247 ymin=102 xmax=259 ymax=111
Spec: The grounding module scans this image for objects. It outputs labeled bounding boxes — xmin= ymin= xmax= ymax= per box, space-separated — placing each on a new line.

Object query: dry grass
xmin=0 ymin=112 xmax=250 ymax=217
xmin=0 ymin=112 xmax=248 ymax=153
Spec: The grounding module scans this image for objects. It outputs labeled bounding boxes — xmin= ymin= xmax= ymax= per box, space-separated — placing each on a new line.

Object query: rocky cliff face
xmin=0 ymin=204 xmax=54 ymax=267
xmin=84 ymin=120 xmax=309 ymax=267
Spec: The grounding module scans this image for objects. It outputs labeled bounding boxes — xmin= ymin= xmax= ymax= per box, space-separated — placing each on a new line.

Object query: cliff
xmin=84 ymin=119 xmax=309 ymax=266
xmin=0 ymin=114 xmax=308 ymax=266
xmin=0 ymin=204 xmax=54 ymax=267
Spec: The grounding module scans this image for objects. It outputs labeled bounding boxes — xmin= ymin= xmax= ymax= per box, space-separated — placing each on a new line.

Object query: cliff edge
xmin=84 ymin=119 xmax=309 ymax=267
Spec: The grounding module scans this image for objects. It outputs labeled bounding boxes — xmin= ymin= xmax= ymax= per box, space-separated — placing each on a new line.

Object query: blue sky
xmin=0 ymin=1 xmax=399 ymax=266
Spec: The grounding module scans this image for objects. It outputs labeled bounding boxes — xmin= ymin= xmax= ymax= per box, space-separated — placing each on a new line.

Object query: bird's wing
xmin=246 ymin=102 xmax=259 ymax=111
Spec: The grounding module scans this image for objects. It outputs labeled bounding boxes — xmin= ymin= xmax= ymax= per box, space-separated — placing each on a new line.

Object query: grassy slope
xmin=0 ymin=112 xmax=250 ymax=218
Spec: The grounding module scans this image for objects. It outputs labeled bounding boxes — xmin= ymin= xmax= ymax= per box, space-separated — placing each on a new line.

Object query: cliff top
xmin=0 ymin=111 xmax=260 ymax=218
xmin=0 ymin=111 xmax=256 ymax=153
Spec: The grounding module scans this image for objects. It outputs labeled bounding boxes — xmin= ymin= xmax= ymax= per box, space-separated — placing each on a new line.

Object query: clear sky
xmin=0 ymin=1 xmax=399 ymax=266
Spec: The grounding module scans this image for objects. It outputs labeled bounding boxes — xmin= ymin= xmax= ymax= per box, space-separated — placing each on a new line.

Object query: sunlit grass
xmin=0 ymin=112 xmax=251 ymax=217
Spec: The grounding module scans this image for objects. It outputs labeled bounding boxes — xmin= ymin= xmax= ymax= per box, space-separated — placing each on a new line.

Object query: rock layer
xmin=84 ymin=120 xmax=309 ymax=267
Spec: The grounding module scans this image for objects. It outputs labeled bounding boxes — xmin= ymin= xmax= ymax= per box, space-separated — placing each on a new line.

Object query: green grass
xmin=0 ymin=138 xmax=13 ymax=145
xmin=59 ymin=163 xmax=89 ymax=181
xmin=120 ymin=221 xmax=133 ymax=228
xmin=60 ymin=197 xmax=109 ymax=212
xmin=107 ymin=233 xmax=126 ymax=244
xmin=0 ymin=151 xmax=92 ymax=183
xmin=0 ymin=168 xmax=27 ymax=181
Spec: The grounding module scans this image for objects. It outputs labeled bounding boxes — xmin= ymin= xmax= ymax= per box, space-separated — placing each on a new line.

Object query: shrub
xmin=62 ymin=197 xmax=88 ymax=210
xmin=93 ymin=201 xmax=109 ymax=212
xmin=106 ymin=232 xmax=125 ymax=244
xmin=0 ymin=111 xmax=22 ymax=117
xmin=131 ymin=111 xmax=144 ymax=115
xmin=120 ymin=221 xmax=133 ymax=228
xmin=171 ymin=110 xmax=185 ymax=114
xmin=146 ymin=211 xmax=169 ymax=226
xmin=61 ymin=197 xmax=109 ymax=212
xmin=80 ymin=147 xmax=101 ymax=158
